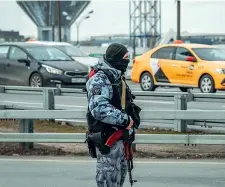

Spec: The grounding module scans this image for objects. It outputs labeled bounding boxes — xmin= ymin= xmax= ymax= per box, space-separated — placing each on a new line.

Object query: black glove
xmin=131 ymin=94 xmax=136 ymax=100
xmin=121 ymin=113 xmax=131 ymax=128
xmin=127 ymin=103 xmax=142 ymax=129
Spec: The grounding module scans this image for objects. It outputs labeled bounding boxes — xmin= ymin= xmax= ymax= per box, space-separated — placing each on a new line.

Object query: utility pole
xmin=52 ymin=25 xmax=55 ymax=41
xmin=57 ymin=0 xmax=62 ymax=42
xmin=76 ymin=24 xmax=80 ymax=46
xmin=177 ymin=0 xmax=181 ymax=40
xmin=51 ymin=1 xmax=55 ymax=41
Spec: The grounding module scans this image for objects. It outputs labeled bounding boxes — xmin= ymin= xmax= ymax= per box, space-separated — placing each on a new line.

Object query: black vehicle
xmin=0 ymin=42 xmax=89 ymax=89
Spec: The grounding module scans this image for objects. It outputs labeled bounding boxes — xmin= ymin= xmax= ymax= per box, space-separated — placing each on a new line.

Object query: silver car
xmin=26 ymin=41 xmax=99 ymax=68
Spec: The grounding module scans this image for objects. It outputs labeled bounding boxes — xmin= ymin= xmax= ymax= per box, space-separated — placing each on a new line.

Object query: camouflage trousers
xmin=95 ymin=140 xmax=128 ymax=187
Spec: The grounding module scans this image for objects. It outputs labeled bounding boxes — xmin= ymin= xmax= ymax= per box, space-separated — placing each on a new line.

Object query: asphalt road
xmin=0 ymin=81 xmax=225 ymax=111
xmin=0 ymin=156 xmax=224 ymax=187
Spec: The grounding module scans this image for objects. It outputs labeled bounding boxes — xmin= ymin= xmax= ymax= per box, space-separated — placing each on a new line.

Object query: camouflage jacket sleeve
xmin=86 ymin=71 xmax=129 ymax=126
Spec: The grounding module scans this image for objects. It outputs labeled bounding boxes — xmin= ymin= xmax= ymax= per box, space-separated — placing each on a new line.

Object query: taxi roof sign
xmin=27 ymin=39 xmax=36 ymax=42
xmin=173 ymin=40 xmax=184 ymax=44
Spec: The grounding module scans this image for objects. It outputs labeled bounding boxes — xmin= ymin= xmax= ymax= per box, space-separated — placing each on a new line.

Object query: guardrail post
xmin=132 ymin=143 xmax=137 ymax=152
xmin=19 ymin=119 xmax=33 ymax=151
xmin=186 ymin=92 xmax=194 ymax=126
xmin=43 ymin=88 xmax=55 ymax=123
xmin=0 ymin=86 xmax=5 ymax=93
xmin=174 ymin=94 xmax=187 ymax=132
xmin=43 ymin=88 xmax=55 ymax=110
xmin=53 ymin=88 xmax=61 ymax=96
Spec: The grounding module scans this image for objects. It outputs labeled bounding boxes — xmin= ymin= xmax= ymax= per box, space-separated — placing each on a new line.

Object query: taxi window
xmin=175 ymin=47 xmax=194 ymax=61
xmin=192 ymin=48 xmax=225 ymax=61
xmin=151 ymin=47 xmax=175 ymax=60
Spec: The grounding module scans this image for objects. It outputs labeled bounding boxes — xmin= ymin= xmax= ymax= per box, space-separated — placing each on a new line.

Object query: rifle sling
xmin=121 ymin=76 xmax=126 ymax=111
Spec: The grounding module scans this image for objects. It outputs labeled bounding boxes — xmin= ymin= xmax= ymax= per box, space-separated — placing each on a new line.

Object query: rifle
xmin=105 ymin=121 xmax=137 ymax=186
xmin=123 ymin=135 xmax=137 ymax=186
xmin=105 ymin=76 xmax=140 ymax=186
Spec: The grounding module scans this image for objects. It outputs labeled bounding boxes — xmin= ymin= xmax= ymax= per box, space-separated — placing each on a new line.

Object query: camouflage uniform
xmin=96 ymin=140 xmax=127 ymax=187
xmin=86 ymin=58 xmax=130 ymax=187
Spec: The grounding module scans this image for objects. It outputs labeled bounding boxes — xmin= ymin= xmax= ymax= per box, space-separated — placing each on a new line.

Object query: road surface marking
xmin=58 ymin=96 xmax=86 ymax=99
xmin=0 ymin=157 xmax=225 ymax=165
xmin=136 ymin=100 xmax=173 ymax=104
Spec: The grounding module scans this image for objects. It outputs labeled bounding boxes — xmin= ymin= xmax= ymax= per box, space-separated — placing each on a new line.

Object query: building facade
xmin=0 ymin=30 xmax=26 ymax=42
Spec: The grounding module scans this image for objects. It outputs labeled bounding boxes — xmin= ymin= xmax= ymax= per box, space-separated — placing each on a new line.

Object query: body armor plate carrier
xmin=85 ymin=67 xmax=131 ymax=157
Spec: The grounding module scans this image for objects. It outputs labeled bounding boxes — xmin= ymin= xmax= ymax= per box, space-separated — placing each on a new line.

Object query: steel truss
xmin=129 ymin=0 xmax=161 ymax=56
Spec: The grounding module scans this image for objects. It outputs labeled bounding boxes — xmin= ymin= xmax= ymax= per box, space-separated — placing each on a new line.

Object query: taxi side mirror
xmin=186 ymin=56 xmax=196 ymax=62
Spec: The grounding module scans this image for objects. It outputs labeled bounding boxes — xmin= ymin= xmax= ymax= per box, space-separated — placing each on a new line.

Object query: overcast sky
xmin=0 ymin=0 xmax=225 ymax=41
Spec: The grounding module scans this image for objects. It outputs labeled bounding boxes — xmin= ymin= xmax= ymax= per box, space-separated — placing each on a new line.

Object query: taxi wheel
xmin=140 ymin=72 xmax=156 ymax=91
xmin=199 ymin=74 xmax=216 ymax=93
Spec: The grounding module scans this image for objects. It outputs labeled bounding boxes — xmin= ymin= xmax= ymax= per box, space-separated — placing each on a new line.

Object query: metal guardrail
xmin=0 ymin=109 xmax=225 ymax=120
xmin=1 ymin=109 xmax=225 ymax=151
xmin=2 ymin=85 xmax=225 ymax=152
xmin=0 ymin=108 xmax=225 ymax=128
xmin=0 ymin=85 xmax=180 ymax=98
xmin=2 ymin=85 xmax=222 ymax=106
xmin=1 ymin=86 xmax=85 ymax=96
xmin=1 ymin=85 xmax=225 ymax=133
xmin=1 ymin=133 xmax=225 ymax=145
xmin=2 ymin=85 xmax=225 ymax=103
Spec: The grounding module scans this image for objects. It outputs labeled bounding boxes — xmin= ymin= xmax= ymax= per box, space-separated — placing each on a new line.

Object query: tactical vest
xmin=86 ymin=68 xmax=131 ymax=137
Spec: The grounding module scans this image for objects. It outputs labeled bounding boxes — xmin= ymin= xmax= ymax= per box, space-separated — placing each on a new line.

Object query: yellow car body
xmin=131 ymin=43 xmax=225 ymax=93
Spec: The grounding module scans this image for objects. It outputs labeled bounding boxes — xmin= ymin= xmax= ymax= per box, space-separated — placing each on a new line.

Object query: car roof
xmin=0 ymin=42 xmax=51 ymax=47
xmin=159 ymin=43 xmax=216 ymax=49
xmin=26 ymin=41 xmax=72 ymax=46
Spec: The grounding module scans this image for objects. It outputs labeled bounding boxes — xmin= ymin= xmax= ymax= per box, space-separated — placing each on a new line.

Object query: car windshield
xmin=192 ymin=47 xmax=225 ymax=61
xmin=25 ymin=46 xmax=73 ymax=61
xmin=55 ymin=45 xmax=89 ymax=57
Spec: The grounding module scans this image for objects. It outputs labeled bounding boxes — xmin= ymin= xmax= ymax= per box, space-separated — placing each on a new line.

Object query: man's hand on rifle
xmin=126 ymin=120 xmax=134 ymax=135
xmin=126 ymin=119 xmax=134 ymax=130
xmin=126 ymin=103 xmax=142 ymax=129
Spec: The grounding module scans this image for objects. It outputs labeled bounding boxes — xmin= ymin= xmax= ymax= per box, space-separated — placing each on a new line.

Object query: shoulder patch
xmin=92 ymin=85 xmax=102 ymax=95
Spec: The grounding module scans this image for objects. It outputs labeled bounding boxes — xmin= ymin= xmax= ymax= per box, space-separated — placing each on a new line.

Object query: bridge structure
xmin=16 ymin=0 xmax=90 ymax=42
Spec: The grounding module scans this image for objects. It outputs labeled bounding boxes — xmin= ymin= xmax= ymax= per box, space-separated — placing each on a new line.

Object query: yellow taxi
xmin=131 ymin=41 xmax=225 ymax=93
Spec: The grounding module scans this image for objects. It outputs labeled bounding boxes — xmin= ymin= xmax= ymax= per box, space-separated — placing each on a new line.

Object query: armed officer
xmin=85 ymin=43 xmax=141 ymax=187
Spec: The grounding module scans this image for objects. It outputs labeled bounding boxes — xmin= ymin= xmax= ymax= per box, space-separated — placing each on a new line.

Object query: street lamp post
xmin=51 ymin=0 xmax=55 ymax=41
xmin=61 ymin=11 xmax=71 ymax=42
xmin=57 ymin=0 xmax=62 ymax=42
xmin=76 ymin=10 xmax=94 ymax=46
xmin=176 ymin=0 xmax=181 ymax=40
xmin=76 ymin=16 xmax=90 ymax=46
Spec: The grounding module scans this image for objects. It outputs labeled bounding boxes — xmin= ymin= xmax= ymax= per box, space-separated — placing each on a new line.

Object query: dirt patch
xmin=0 ymin=120 xmax=225 ymax=159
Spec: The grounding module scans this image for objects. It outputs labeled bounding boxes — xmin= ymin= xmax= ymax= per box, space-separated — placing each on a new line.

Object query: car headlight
xmin=42 ymin=64 xmax=63 ymax=75
xmin=216 ymin=68 xmax=225 ymax=74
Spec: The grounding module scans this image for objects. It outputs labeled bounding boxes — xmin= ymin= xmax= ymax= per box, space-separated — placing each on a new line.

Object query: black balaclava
xmin=103 ymin=43 xmax=130 ymax=74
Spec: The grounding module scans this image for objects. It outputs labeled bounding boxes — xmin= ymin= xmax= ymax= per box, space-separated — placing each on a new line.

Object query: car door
xmin=173 ymin=47 xmax=196 ymax=85
xmin=150 ymin=46 xmax=176 ymax=83
xmin=5 ymin=46 xmax=32 ymax=86
xmin=0 ymin=45 xmax=10 ymax=85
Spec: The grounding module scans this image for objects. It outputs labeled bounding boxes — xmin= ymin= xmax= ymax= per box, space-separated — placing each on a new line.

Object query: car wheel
xmin=179 ymin=87 xmax=188 ymax=92
xmin=29 ymin=73 xmax=43 ymax=87
xmin=199 ymin=74 xmax=216 ymax=93
xmin=140 ymin=72 xmax=156 ymax=91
